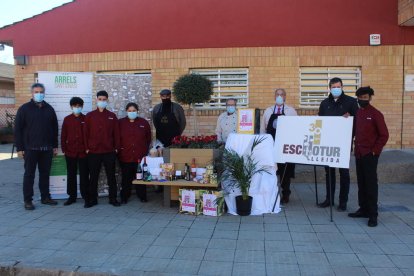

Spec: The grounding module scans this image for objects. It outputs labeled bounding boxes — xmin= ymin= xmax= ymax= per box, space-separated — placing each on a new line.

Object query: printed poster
xmin=237 ymin=108 xmax=255 ymax=134
xmin=203 ymin=193 xmax=218 ymax=216
xmin=181 ymin=190 xmax=196 ymax=213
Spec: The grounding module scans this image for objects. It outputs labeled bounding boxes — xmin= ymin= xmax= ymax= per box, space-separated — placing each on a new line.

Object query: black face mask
xmin=162 ymin=98 xmax=171 ymax=105
xmin=358 ymin=99 xmax=369 ymax=108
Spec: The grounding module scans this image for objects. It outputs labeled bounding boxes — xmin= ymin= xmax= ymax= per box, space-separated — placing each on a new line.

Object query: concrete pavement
xmin=0 ymin=143 xmax=413 ymax=275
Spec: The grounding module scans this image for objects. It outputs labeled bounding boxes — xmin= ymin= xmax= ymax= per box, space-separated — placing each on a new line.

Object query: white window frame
xmin=299 ymin=67 xmax=361 ymax=108
xmin=191 ymin=68 xmax=249 ymax=109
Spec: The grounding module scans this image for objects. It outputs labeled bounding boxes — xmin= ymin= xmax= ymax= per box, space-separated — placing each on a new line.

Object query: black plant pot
xmin=236 ymin=195 xmax=253 ymax=216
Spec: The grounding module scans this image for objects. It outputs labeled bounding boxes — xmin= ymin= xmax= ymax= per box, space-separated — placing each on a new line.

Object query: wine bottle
xmin=136 ymin=159 xmax=143 ymax=180
xmin=191 ymin=158 xmax=196 ymax=178
xmin=184 ymin=163 xmax=190 ymax=181
xmin=143 ymin=157 xmax=148 ymax=181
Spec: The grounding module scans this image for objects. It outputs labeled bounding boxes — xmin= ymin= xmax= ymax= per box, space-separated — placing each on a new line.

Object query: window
xmin=191 ymin=68 xmax=249 ymax=109
xmin=299 ymin=67 xmax=361 ymax=108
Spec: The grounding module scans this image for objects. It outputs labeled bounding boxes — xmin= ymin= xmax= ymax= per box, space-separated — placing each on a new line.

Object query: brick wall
xmin=12 ymin=45 xmax=414 ymax=148
xmin=399 ymin=0 xmax=414 ymax=25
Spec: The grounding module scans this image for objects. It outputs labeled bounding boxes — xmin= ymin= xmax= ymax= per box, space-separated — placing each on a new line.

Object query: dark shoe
xmin=348 ymin=209 xmax=369 ymax=218
xmin=140 ymin=198 xmax=148 ymax=203
xmin=90 ymin=199 xmax=98 ymax=206
xmin=317 ymin=200 xmax=332 ymax=208
xmin=368 ymin=217 xmax=378 ymax=227
xmin=281 ymin=195 xmax=289 ymax=204
xmin=64 ymin=198 xmax=76 ymax=206
xmin=121 ymin=198 xmax=128 ymax=204
xmin=109 ymin=200 xmax=121 ymax=207
xmin=84 ymin=201 xmax=93 ymax=208
xmin=41 ymin=198 xmax=58 ymax=206
xmin=24 ymin=201 xmax=35 ymax=210
xmin=337 ymin=204 xmax=347 ymax=212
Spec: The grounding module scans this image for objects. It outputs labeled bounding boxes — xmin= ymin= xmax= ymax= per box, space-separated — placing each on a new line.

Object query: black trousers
xmin=120 ymin=162 xmax=147 ymax=201
xmin=88 ymin=152 xmax=118 ymax=201
xmin=356 ymin=154 xmax=379 ymax=218
xmin=324 ymin=167 xmax=350 ymax=205
xmin=23 ymin=150 xmax=53 ymax=202
xmin=65 ymin=155 xmax=89 ymax=200
xmin=277 ymin=163 xmax=295 ymax=197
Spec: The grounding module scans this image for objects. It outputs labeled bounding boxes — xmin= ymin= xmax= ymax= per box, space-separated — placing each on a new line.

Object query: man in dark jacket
xmin=152 ymin=89 xmax=186 ymax=147
xmin=348 ymin=86 xmax=389 ymax=227
xmin=318 ymin=77 xmax=358 ymax=211
xmin=14 ymin=83 xmax=59 ymax=210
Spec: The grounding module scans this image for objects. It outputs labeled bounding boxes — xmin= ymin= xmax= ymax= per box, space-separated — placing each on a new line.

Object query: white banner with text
xmin=274 ymin=116 xmax=353 ymax=168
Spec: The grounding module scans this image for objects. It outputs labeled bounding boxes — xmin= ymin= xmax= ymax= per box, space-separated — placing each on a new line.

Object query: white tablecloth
xmin=223 ymin=133 xmax=280 ymax=215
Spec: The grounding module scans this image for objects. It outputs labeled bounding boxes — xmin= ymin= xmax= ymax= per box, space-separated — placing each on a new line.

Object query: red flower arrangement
xmin=170 ymin=135 xmax=221 ymax=149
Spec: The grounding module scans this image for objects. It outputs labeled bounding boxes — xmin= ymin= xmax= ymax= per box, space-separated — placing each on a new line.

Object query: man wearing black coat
xmin=318 ymin=77 xmax=358 ymax=211
xmin=14 ymin=83 xmax=59 ymax=210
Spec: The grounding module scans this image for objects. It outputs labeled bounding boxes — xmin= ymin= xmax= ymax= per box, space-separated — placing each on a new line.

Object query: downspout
xmin=401 ymin=44 xmax=405 ymax=150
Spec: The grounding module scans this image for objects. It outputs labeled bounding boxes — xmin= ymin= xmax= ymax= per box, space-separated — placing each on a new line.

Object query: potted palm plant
xmin=220 ymin=136 xmax=270 ymax=216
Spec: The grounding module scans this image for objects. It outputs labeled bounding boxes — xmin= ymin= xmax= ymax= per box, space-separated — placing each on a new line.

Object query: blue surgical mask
xmin=127 ymin=111 xmax=138 ymax=120
xmin=275 ymin=95 xmax=284 ymax=105
xmin=331 ymin=88 xmax=342 ymax=98
xmin=33 ymin=93 xmax=45 ymax=102
xmin=226 ymin=106 xmax=236 ymax=114
xmin=72 ymin=107 xmax=82 ymax=115
xmin=97 ymin=100 xmax=107 ymax=109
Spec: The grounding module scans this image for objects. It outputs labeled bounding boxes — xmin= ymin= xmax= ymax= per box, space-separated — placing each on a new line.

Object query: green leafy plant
xmin=173 ymin=74 xmax=213 ymax=135
xmin=220 ymin=136 xmax=270 ymax=200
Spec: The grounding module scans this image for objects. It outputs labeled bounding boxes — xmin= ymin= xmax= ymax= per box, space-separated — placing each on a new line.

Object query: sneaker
xmin=41 ymin=198 xmax=58 ymax=206
xmin=24 ymin=201 xmax=35 ymax=210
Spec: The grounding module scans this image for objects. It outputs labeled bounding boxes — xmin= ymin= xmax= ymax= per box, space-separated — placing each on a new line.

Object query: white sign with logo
xmin=38 ymin=71 xmax=94 ymax=199
xmin=203 ymin=193 xmax=218 ymax=216
xmin=181 ymin=189 xmax=196 ymax=213
xmin=274 ymin=116 xmax=353 ymax=168
xmin=38 ymin=71 xmax=93 ymax=136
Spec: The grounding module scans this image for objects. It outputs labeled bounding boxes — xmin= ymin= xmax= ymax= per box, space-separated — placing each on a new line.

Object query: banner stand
xmin=314 ymin=166 xmax=318 ymax=205
xmin=278 ymin=163 xmax=335 ymax=222
xmin=328 ymin=166 xmax=333 ymax=222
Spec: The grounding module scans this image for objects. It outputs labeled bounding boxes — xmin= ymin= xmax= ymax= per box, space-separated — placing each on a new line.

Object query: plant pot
xmin=235 ymin=195 xmax=253 ymax=216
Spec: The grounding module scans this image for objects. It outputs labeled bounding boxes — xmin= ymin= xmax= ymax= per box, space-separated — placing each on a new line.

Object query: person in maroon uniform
xmin=348 ymin=86 xmax=389 ymax=227
xmin=118 ymin=103 xmax=151 ymax=203
xmin=84 ymin=90 xmax=121 ymax=207
xmin=61 ymin=97 xmax=90 ymax=207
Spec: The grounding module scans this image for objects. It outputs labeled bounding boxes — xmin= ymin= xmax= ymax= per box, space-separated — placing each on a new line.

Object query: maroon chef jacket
xmin=118 ymin=117 xmax=152 ymax=163
xmin=61 ymin=113 xmax=87 ymax=158
xmin=354 ymin=104 xmax=389 ymax=158
xmin=84 ymin=109 xmax=120 ymax=154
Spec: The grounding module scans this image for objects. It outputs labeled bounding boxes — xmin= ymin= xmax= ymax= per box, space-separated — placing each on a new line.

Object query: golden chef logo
xmin=282 ymin=119 xmax=341 ymax=164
